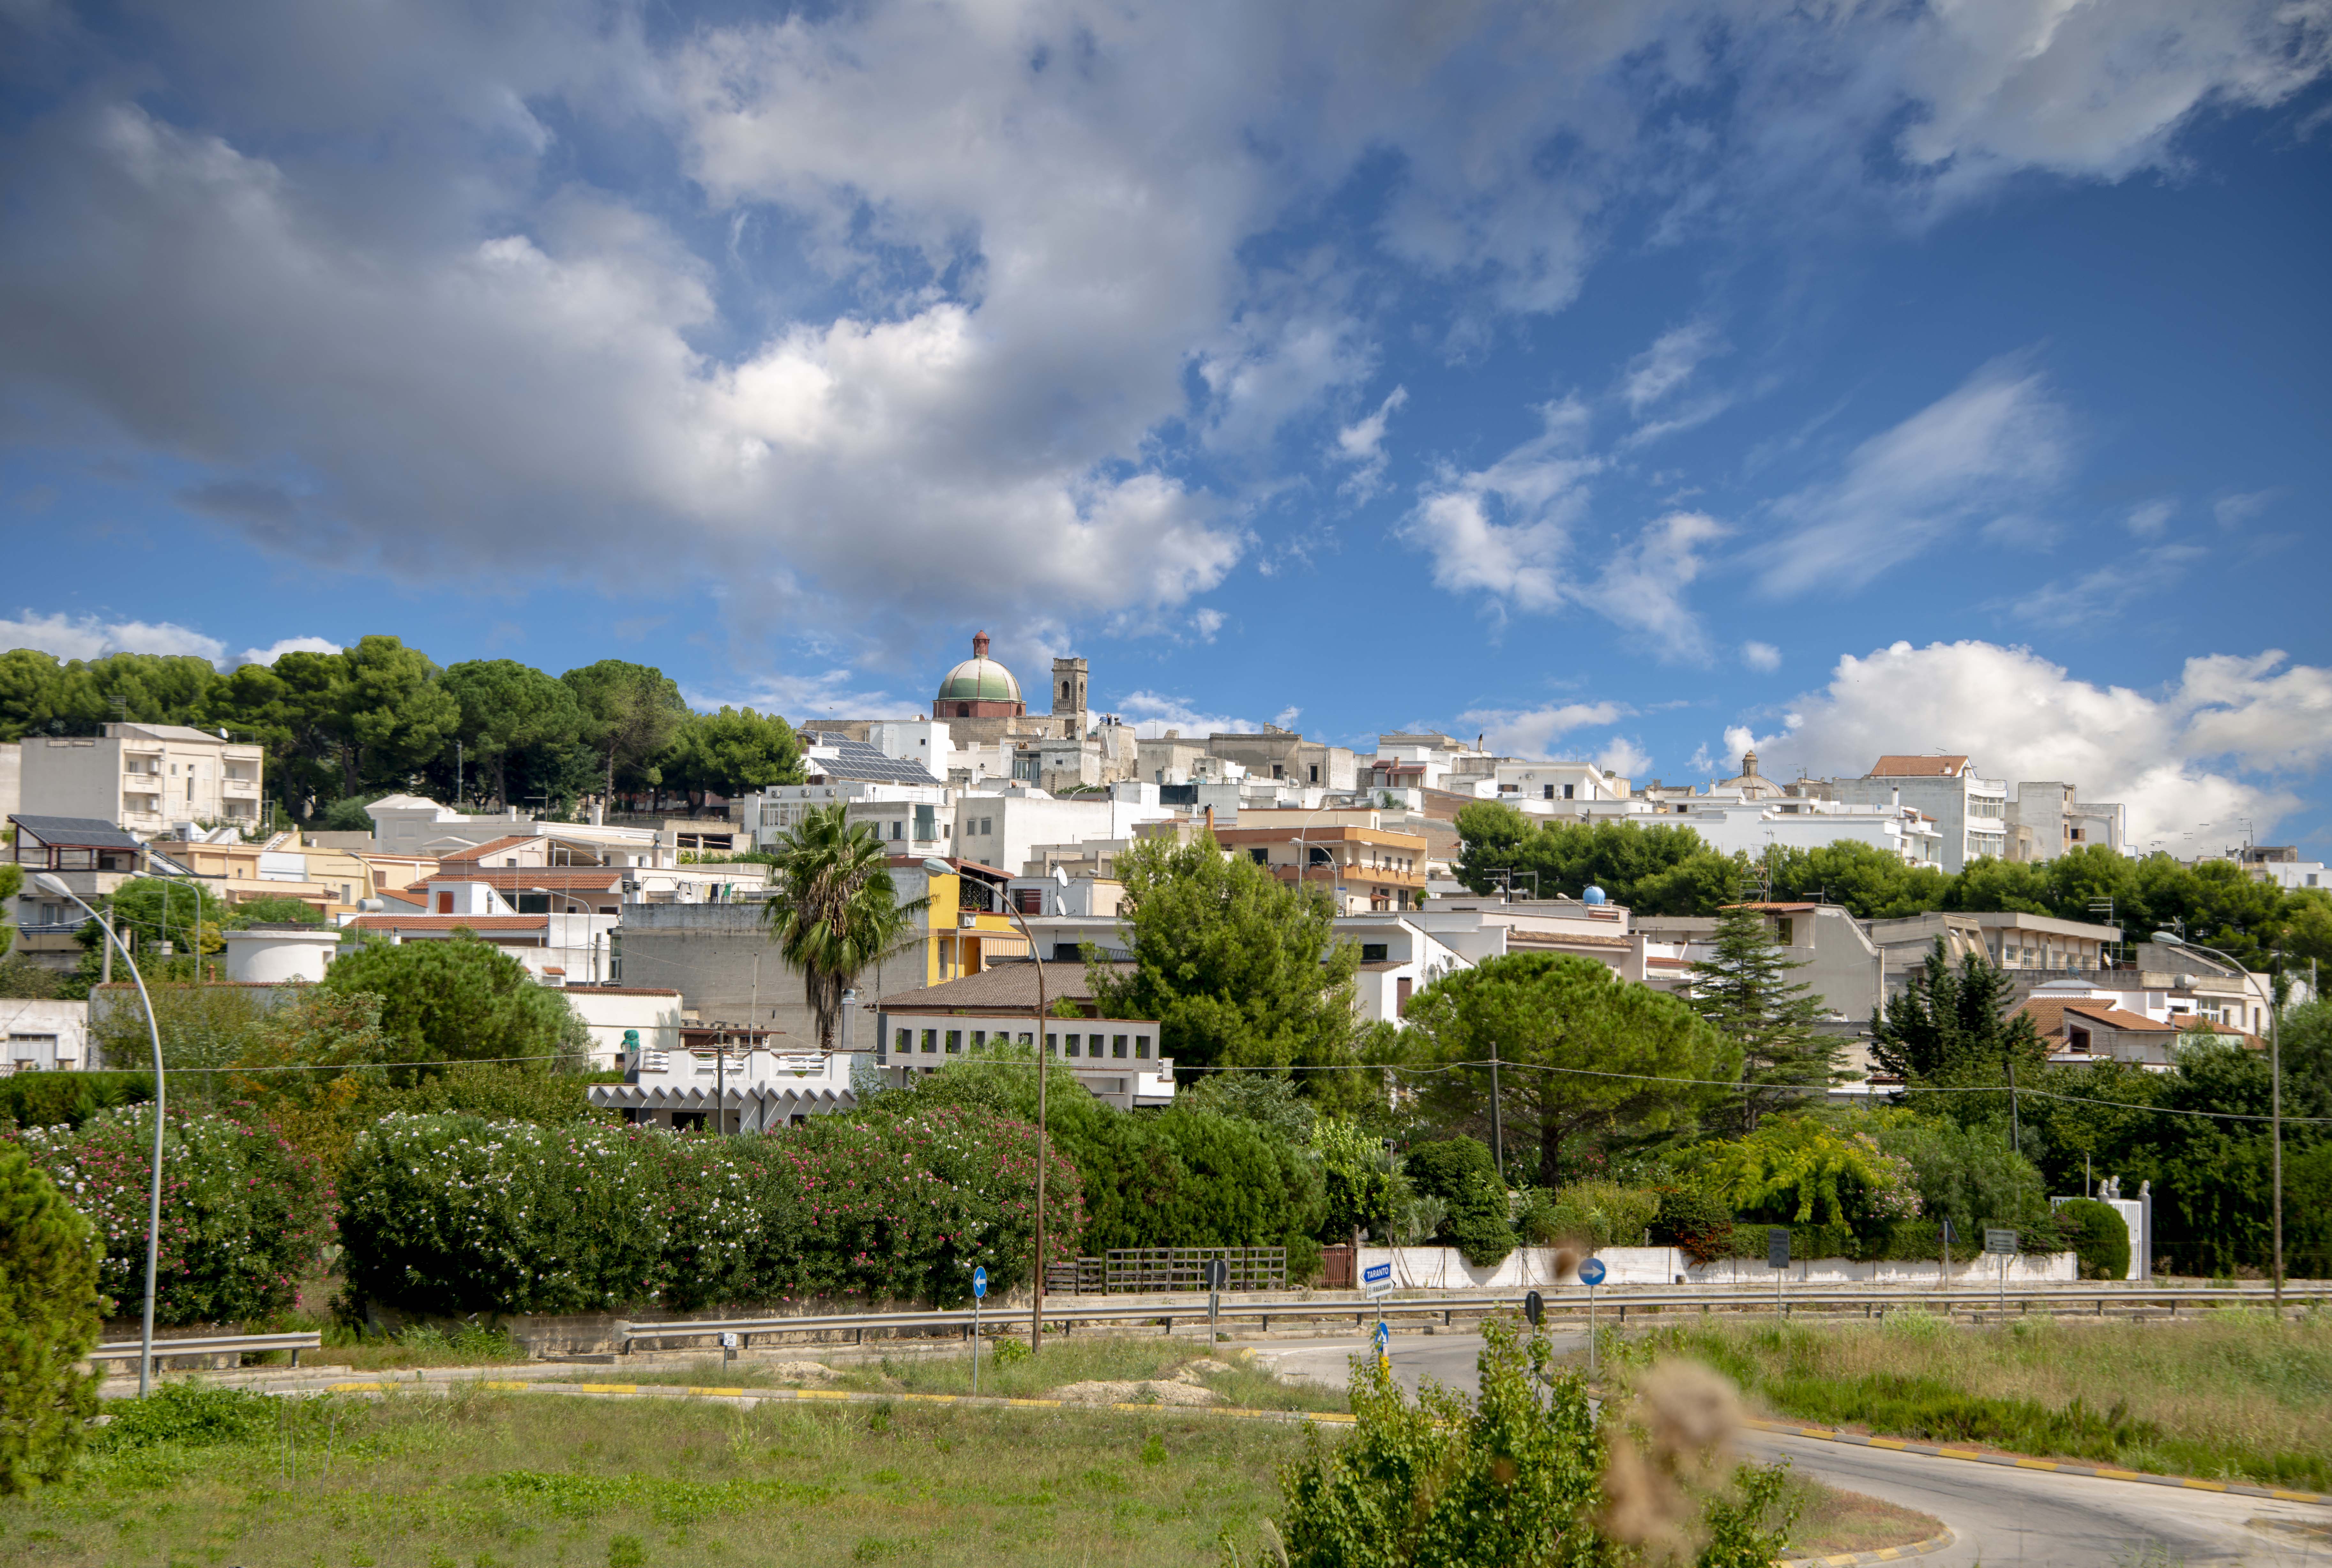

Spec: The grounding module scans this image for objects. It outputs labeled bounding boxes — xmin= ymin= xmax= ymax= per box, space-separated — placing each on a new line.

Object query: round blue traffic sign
xmin=972 ymin=1266 xmax=988 ymax=1298
xmin=1371 ymin=1320 xmax=1389 ymax=1350
xmin=1578 ymin=1257 xmax=1606 ymax=1287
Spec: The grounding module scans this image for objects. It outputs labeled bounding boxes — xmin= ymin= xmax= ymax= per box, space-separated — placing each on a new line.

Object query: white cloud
xmin=2125 ymin=498 xmax=2176 ymax=538
xmin=1623 ymin=320 xmax=1724 ymax=412
xmin=1594 ymin=736 xmax=1654 ymax=779
xmin=1741 ymin=641 xmax=1782 ymax=672
xmin=1753 ymin=639 xmax=2332 ymax=852
xmin=1589 ymin=510 xmax=1727 ymax=662
xmin=708 ymin=666 xmax=922 ymax=724
xmin=239 ymin=636 xmax=340 ymax=666
xmin=1 ymin=0 xmax=2322 ymax=653
xmin=2214 ymin=489 xmax=2280 ymax=528
xmin=1115 ymin=690 xmax=1266 ymax=738
xmin=1401 ymin=398 xmax=1597 ymax=617
xmin=0 ymin=611 xmax=226 ymax=666
xmin=1457 ymin=701 xmax=1625 ymax=759
xmin=1333 ymin=386 xmax=1409 ymax=498
xmin=2005 ymin=543 xmax=2206 ymax=626
xmin=1758 ymin=358 xmax=2071 ymax=595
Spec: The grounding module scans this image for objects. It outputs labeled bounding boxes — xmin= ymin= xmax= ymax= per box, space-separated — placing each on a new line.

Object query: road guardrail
xmin=90 ymin=1331 xmax=323 ymax=1371
xmin=615 ymin=1281 xmax=2330 ymax=1351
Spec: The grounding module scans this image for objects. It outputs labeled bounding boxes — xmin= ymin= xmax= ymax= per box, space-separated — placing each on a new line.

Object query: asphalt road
xmin=1250 ymin=1331 xmax=2332 ymax=1567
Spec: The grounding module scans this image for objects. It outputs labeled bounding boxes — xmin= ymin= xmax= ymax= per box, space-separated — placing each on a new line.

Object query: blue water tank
xmin=1582 ymin=885 xmax=1607 ymax=905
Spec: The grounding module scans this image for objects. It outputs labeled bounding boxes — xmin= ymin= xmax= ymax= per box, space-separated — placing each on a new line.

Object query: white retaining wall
xmin=1360 ymin=1245 xmax=2076 ymax=1291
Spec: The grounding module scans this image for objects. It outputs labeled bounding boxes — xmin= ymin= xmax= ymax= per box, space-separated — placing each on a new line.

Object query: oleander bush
xmin=0 ymin=1147 xmax=103 ymax=1493
xmin=337 ymin=1104 xmax=1082 ymax=1316
xmin=11 ymin=1108 xmax=330 ymax=1325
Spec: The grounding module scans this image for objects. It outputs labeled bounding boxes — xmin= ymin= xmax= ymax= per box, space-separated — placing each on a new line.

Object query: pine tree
xmin=1869 ymin=938 xmax=2049 ymax=1148
xmin=1690 ymin=904 xmax=1840 ymax=1131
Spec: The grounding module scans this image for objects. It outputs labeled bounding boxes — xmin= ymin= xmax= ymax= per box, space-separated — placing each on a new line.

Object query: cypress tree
xmin=0 ymin=1147 xmax=102 ymax=1493
xmin=1690 ymin=904 xmax=1840 ymax=1131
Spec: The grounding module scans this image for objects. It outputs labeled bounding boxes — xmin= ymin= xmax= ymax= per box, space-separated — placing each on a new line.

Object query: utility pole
xmin=1488 ymin=1038 xmax=1505 ymax=1185
xmin=2272 ymin=974 xmax=2284 ymax=1314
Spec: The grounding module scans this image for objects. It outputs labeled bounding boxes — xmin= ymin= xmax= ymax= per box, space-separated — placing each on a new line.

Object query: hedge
xmin=0 ymin=1072 xmax=152 ymax=1133
xmin=11 ymin=1108 xmax=331 ymax=1325
xmin=337 ymin=1104 xmax=1082 ymax=1316
xmin=1705 ymin=1214 xmax=2076 ymax=1265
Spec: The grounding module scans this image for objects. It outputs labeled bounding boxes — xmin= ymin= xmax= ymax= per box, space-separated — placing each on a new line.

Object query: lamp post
xmin=2155 ymin=929 xmax=2281 ymax=1311
xmin=35 ymin=873 xmax=166 ymax=1397
xmin=941 ymin=856 xmax=1054 ymax=1355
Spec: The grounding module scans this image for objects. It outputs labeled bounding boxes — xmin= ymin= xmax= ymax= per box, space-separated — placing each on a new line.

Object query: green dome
xmin=937 ymin=657 xmax=1021 ymax=703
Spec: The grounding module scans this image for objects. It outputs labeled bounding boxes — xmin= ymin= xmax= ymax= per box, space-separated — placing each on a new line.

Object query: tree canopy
xmin=1689 ymin=904 xmax=1841 ymax=1130
xmin=759 ymin=802 xmax=925 ymax=1053
xmin=1085 ymin=829 xmax=1365 ymax=1091
xmin=320 ymin=934 xmax=586 ymax=1071
xmin=1403 ymin=952 xmax=1738 ymax=1187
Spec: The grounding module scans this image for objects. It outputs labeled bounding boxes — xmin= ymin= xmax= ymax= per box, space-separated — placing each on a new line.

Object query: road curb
xmin=1778 ymin=1525 xmax=1955 ymax=1565
xmin=1746 ymin=1417 xmax=2332 ymax=1508
xmin=306 ymin=1376 xmax=1360 ymax=1426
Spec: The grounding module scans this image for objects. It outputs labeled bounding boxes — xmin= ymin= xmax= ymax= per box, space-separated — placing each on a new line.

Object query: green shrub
xmin=1269 ymin=1318 xmax=1793 ymax=1567
xmin=0 ymin=1071 xmax=155 ymax=1133
xmin=1403 ymin=1137 xmax=1512 ymax=1268
xmin=0 ymin=1147 xmax=102 ymax=1493
xmin=89 ymin=1381 xmax=275 ymax=1453
xmin=2055 ymin=1199 xmax=2131 ymax=1280
xmin=379 ymin=1062 xmax=609 ymax=1124
xmin=1651 ymin=1183 xmax=1735 ymax=1263
xmin=337 ymin=1104 xmax=1083 ymax=1315
xmin=859 ymin=1053 xmax=1324 ymax=1260
xmin=14 ymin=1108 xmax=331 ymax=1325
xmin=1533 ymin=1181 xmax=1660 ymax=1249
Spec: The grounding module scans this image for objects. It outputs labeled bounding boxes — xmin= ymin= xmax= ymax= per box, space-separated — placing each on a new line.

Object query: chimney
xmin=1203 ymin=804 xmax=1215 ymax=834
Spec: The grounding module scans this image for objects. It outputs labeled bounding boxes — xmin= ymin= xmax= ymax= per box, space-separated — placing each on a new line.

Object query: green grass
xmin=573 ymin=1338 xmax=1347 ymax=1413
xmin=6 ymin=1379 xmax=1312 ymax=1567
xmin=1615 ymin=1309 xmax=2332 ymax=1492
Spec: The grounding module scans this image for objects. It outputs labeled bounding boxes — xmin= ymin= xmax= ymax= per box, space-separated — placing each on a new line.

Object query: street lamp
xmin=2155 ymin=928 xmax=2282 ymax=1311
xmin=35 ymin=872 xmax=166 ymax=1397
xmin=934 ymin=855 xmax=1053 ymax=1354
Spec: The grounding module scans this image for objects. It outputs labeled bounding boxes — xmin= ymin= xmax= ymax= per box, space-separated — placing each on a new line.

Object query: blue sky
xmin=2 ymin=1 xmax=2328 ymax=857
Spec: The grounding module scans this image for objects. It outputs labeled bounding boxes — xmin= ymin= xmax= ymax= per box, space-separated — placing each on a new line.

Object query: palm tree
xmin=760 ymin=801 xmax=928 ymax=1052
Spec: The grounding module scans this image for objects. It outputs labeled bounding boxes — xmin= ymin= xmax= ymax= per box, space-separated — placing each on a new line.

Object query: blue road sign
xmin=1371 ymin=1320 xmax=1389 ymax=1352
xmin=1362 ymin=1261 xmax=1392 ymax=1299
xmin=972 ymin=1266 xmax=988 ymax=1299
xmin=1578 ymin=1258 xmax=1606 ymax=1287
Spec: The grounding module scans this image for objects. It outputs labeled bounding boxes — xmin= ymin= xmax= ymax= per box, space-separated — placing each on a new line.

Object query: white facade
xmin=21 ymin=724 xmax=264 ymax=838
xmin=364 ymin=796 xmax=669 ymax=865
xmin=2006 ymin=781 xmax=2128 ymax=862
xmin=1833 ymin=765 xmax=2008 ymax=872
xmin=222 ymin=926 xmax=344 ymax=984
xmin=561 ymin=986 xmax=687 ymax=1067
xmin=1655 ymin=794 xmax=1945 ymax=867
xmin=2 ymin=998 xmax=92 ymax=1073
xmin=1489 ymin=760 xmax=1630 ymax=807
xmin=747 ymin=780 xmax=947 ymax=850
xmin=588 ymin=1043 xmax=859 ymax=1130
xmin=951 ymin=789 xmax=1177 ymax=880
xmin=873 ymin=1015 xmax=1174 ymax=1109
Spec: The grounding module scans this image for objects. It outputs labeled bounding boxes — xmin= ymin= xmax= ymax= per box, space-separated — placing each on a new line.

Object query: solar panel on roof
xmin=804 ymin=740 xmax=941 ymax=786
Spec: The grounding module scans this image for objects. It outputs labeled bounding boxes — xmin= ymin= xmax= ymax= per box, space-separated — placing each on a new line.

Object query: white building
xmin=2 ymin=998 xmax=91 ymax=1073
xmin=346 ymin=874 xmax=624 ymax=985
xmin=951 ymin=786 xmax=1178 ymax=881
xmin=2006 ymin=781 xmax=2127 ymax=862
xmin=588 ymin=1039 xmax=858 ymax=1129
xmin=363 ymin=796 xmax=670 ymax=866
xmin=19 ymin=723 xmax=265 ymax=839
xmin=1831 ymin=755 xmax=2009 ymax=873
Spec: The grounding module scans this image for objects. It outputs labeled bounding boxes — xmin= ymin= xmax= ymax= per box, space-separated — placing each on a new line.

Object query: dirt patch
xmin=1053 ymin=1379 xmax=1222 ymax=1407
xmin=762 ymin=1360 xmax=839 ymax=1383
xmin=1782 ymin=1478 xmax=1945 ymax=1559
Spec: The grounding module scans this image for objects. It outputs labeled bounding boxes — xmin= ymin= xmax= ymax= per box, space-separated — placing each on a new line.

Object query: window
xmin=945 ymin=1030 xmax=961 ymax=1054
xmin=896 ymin=1029 xmax=911 ymax=1054
xmin=1249 ymin=848 xmax=1270 ymax=865
xmin=890 ymin=821 xmax=903 ymax=841
xmin=1361 ymin=943 xmax=1388 ymax=962
xmin=1112 ymin=1034 xmax=1127 ymax=1058
xmin=971 ymin=1030 xmax=986 ymax=1048
xmin=1397 ymin=976 xmax=1412 ymax=1016
xmin=1543 ymin=784 xmax=1555 ymax=799
xmin=920 ymin=1029 xmax=937 ymax=1054
xmin=1135 ymin=1036 xmax=1150 ymax=1059
xmin=1015 ymin=887 xmax=1043 ymax=914
xmin=980 ymin=817 xmax=993 ymax=836
xmin=1045 ymin=1032 xmax=1058 ymax=1054
xmin=1017 ymin=1032 xmax=1033 ymax=1046
xmin=1065 ymin=1034 xmax=1080 ymax=1057
xmin=1563 ymin=784 xmax=1575 ymax=799
xmin=1308 ymin=765 xmax=1319 ymax=783
xmin=1272 ymin=764 xmax=1284 ymax=779
xmin=1774 ymin=917 xmax=1794 ymax=946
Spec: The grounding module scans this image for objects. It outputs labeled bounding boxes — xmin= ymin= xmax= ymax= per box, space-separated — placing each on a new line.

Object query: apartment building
xmin=19 ymin=723 xmax=264 ymax=838
xmin=1831 ymin=755 xmax=2009 ymax=872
